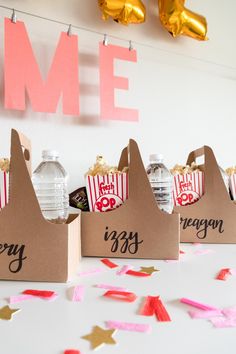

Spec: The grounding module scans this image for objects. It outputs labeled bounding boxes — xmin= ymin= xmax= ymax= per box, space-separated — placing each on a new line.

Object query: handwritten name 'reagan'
xmin=180 ymin=217 xmax=224 ymax=239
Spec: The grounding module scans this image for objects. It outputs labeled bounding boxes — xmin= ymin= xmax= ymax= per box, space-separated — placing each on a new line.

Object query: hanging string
xmin=0 ymin=4 xmax=235 ymax=72
xmin=11 ymin=8 xmax=16 ymax=23
xmin=103 ymin=34 xmax=108 ymax=46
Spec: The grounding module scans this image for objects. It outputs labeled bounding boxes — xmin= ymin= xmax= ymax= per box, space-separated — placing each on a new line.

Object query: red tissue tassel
xmin=101 ymin=258 xmax=118 ymax=269
xmin=103 ymin=290 xmax=137 ymax=302
xmin=22 ymin=289 xmax=55 ymax=298
xmin=126 ymin=270 xmax=151 ymax=277
xmin=140 ymin=296 xmax=171 ymax=322
xmin=216 ymin=268 xmax=231 ymax=281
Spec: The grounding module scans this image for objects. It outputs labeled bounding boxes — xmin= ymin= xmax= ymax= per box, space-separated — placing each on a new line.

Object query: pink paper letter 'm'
xmin=99 ymin=43 xmax=138 ymax=122
xmin=4 ymin=18 xmax=79 ymax=115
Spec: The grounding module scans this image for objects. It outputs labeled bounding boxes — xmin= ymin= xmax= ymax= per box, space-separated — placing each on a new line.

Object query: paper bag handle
xmin=118 ymin=146 xmax=128 ymax=171
xmin=118 ymin=139 xmax=162 ymax=213
xmin=8 ymin=129 xmax=43 ymax=216
xmin=186 ymin=145 xmax=229 ymax=202
xmin=16 ymin=131 xmax=32 ymax=175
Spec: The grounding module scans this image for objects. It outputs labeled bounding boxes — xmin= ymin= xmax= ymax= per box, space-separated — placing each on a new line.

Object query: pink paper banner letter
xmin=4 ymin=18 xmax=80 ymax=115
xmin=99 ymin=42 xmax=138 ymax=122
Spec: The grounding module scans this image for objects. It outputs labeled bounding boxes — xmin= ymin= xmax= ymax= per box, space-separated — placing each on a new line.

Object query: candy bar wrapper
xmin=229 ymin=175 xmax=236 ymax=200
xmin=86 ymin=173 xmax=128 ymax=212
xmin=172 ymin=171 xmax=204 ymax=207
xmin=0 ymin=170 xmax=9 ymax=209
xmin=69 ymin=186 xmax=90 ymax=211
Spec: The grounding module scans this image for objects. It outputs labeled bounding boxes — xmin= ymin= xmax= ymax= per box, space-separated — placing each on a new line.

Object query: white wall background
xmin=0 ymin=0 xmax=235 ymax=191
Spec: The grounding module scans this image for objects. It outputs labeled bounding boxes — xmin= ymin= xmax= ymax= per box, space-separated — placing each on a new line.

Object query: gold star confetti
xmin=0 ymin=305 xmax=20 ymax=320
xmin=140 ymin=266 xmax=159 ymax=275
xmin=82 ymin=325 xmax=116 ymax=350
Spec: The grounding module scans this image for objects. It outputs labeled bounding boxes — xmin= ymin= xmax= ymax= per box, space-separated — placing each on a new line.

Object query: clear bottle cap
xmin=42 ymin=150 xmax=59 ymax=159
xmin=149 ymin=153 xmax=164 ymax=163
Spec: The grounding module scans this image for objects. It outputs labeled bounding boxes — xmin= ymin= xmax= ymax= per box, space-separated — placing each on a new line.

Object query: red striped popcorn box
xmin=0 ymin=170 xmax=9 ymax=209
xmin=172 ymin=171 xmax=204 ymax=207
xmin=229 ymin=175 xmax=236 ymax=200
xmin=86 ymin=173 xmax=128 ymax=212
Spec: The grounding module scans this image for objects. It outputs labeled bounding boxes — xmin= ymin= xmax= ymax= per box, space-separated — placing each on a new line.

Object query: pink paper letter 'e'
xmin=4 ymin=18 xmax=79 ymax=115
xmin=99 ymin=43 xmax=138 ymax=122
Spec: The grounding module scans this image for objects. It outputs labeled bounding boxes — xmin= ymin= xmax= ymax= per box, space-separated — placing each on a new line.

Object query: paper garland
xmin=216 ymin=268 xmax=232 ymax=281
xmin=22 ymin=289 xmax=55 ymax=298
xmin=180 ymin=298 xmax=219 ymax=311
xmin=101 ymin=259 xmax=118 ymax=268
xmin=103 ymin=290 xmax=137 ymax=302
xmin=72 ymin=285 xmax=85 ymax=302
xmin=188 ymin=310 xmax=222 ymax=319
xmin=140 ymin=296 xmax=171 ymax=322
xmin=4 ymin=252 xmax=236 ymax=354
xmin=106 ymin=320 xmax=151 ymax=333
xmin=116 ymin=265 xmax=133 ymax=275
xmin=126 ymin=270 xmax=151 ymax=277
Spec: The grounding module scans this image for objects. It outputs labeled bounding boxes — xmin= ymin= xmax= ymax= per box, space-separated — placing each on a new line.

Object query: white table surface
xmin=1 ymin=243 xmax=236 ymax=354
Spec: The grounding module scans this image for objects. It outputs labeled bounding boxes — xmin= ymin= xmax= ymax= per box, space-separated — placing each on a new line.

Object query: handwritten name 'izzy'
xmin=104 ymin=226 xmax=143 ymax=254
xmin=0 ymin=243 xmax=27 ymax=273
xmin=180 ymin=217 xmax=224 ymax=239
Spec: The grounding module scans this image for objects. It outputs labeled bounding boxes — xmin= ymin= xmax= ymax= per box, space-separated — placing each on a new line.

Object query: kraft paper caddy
xmin=0 ymin=129 xmax=80 ymax=282
xmin=175 ymin=146 xmax=236 ymax=243
xmin=81 ymin=139 xmax=180 ymax=259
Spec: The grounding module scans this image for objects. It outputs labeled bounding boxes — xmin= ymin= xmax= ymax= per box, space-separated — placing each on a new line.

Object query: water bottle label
xmin=149 ymin=177 xmax=159 ymax=183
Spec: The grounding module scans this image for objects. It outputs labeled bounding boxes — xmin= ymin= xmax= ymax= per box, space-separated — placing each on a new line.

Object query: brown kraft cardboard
xmin=175 ymin=145 xmax=236 ymax=243
xmin=0 ymin=129 xmax=80 ymax=282
xmin=81 ymin=139 xmax=180 ymax=259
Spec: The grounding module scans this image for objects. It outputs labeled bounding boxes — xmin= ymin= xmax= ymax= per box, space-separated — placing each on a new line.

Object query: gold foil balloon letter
xmin=98 ymin=0 xmax=146 ymax=25
xmin=158 ymin=0 xmax=208 ymax=41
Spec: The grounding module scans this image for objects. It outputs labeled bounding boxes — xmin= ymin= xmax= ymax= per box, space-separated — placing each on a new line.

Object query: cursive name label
xmin=180 ymin=217 xmax=224 ymax=239
xmin=0 ymin=243 xmax=27 ymax=273
xmin=104 ymin=226 xmax=143 ymax=254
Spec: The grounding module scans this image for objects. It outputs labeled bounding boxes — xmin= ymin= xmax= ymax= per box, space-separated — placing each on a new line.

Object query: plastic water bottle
xmin=146 ymin=154 xmax=173 ymax=214
xmin=32 ymin=150 xmax=69 ymax=224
